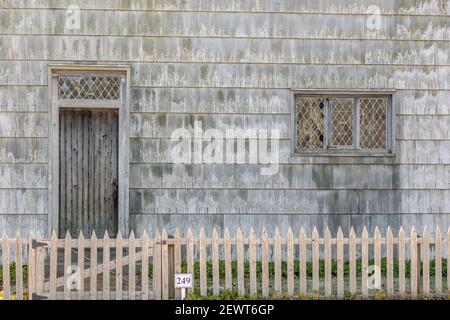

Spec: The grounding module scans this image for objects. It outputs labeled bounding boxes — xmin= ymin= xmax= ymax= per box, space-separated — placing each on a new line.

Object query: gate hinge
xmin=31 ymin=240 xmax=48 ymax=249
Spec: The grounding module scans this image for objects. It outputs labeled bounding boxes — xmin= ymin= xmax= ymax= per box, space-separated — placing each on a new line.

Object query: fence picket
xmin=2 ymin=232 xmax=10 ymax=300
xmin=324 ymin=228 xmax=332 ymax=298
xmin=116 ymin=231 xmax=124 ymax=300
xmin=173 ymin=228 xmax=181 ymax=273
xmin=103 ymin=231 xmax=110 ymax=300
xmin=287 ymin=228 xmax=294 ymax=297
xmin=224 ymin=228 xmax=232 ymax=291
xmin=398 ymin=227 xmax=406 ymax=298
xmin=36 ymin=232 xmax=44 ymax=296
xmin=199 ymin=228 xmax=207 ymax=296
xmin=349 ymin=227 xmax=356 ymax=296
xmin=299 ymin=228 xmax=307 ymax=295
xmin=410 ymin=227 xmax=418 ymax=299
xmin=447 ymin=227 xmax=450 ymax=296
xmin=386 ymin=227 xmax=394 ymax=298
xmin=374 ymin=227 xmax=381 ymax=272
xmin=62 ymin=232 xmax=71 ymax=300
xmin=141 ymin=231 xmax=149 ymax=300
xmin=249 ymin=228 xmax=257 ymax=296
xmin=274 ymin=228 xmax=282 ymax=296
xmin=129 ymin=231 xmax=136 ymax=300
xmin=212 ymin=229 xmax=220 ymax=295
xmin=434 ymin=226 xmax=442 ymax=297
xmin=15 ymin=232 xmax=23 ymax=300
xmin=336 ymin=228 xmax=344 ymax=299
xmin=261 ymin=229 xmax=269 ymax=297
xmin=90 ymin=231 xmax=98 ymax=300
xmin=78 ymin=232 xmax=85 ymax=300
xmin=173 ymin=228 xmax=182 ymax=299
xmin=237 ymin=228 xmax=245 ymax=296
xmin=161 ymin=229 xmax=169 ymax=300
xmin=28 ymin=232 xmax=35 ymax=300
xmin=312 ymin=227 xmax=320 ymax=294
xmin=422 ymin=227 xmax=430 ymax=297
xmin=49 ymin=231 xmax=57 ymax=300
xmin=361 ymin=227 xmax=369 ymax=299
xmin=186 ymin=228 xmax=194 ymax=294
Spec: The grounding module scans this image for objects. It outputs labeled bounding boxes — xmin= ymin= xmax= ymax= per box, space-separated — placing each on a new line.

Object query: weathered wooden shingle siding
xmin=0 ymin=0 xmax=449 ymax=237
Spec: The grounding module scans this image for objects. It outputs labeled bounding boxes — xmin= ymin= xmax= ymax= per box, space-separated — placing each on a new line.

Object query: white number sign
xmin=175 ymin=274 xmax=193 ymax=289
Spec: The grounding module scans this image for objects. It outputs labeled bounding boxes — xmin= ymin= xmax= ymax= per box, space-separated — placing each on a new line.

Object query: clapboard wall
xmin=0 ymin=0 xmax=449 ymax=237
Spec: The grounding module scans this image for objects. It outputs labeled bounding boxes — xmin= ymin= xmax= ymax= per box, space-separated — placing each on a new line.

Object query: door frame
xmin=48 ymin=64 xmax=131 ymax=237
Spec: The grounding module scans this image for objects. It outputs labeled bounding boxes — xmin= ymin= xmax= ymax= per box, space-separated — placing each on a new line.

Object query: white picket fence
xmin=0 ymin=226 xmax=449 ymax=300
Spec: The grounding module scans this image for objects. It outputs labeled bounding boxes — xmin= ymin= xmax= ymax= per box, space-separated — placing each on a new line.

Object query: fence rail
xmin=0 ymin=226 xmax=449 ymax=300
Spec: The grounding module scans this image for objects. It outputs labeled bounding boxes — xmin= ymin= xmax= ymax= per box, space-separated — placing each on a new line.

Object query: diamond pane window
xmin=330 ymin=99 xmax=354 ymax=147
xmin=296 ymin=97 xmax=326 ymax=149
xmin=359 ymin=98 xmax=388 ymax=149
xmin=294 ymin=94 xmax=392 ymax=154
xmin=58 ymin=76 xmax=121 ymax=100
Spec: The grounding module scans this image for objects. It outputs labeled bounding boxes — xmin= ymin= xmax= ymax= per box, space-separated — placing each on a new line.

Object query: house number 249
xmin=175 ymin=274 xmax=193 ymax=289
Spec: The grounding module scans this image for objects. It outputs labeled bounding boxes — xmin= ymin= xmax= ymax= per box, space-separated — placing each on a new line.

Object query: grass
xmin=0 ymin=262 xmax=28 ymax=287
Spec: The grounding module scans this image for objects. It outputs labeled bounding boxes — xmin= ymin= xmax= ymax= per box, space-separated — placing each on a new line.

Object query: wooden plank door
xmin=59 ymin=109 xmax=119 ymax=238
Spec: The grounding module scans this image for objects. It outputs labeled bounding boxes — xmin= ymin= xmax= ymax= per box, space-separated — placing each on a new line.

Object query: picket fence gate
xmin=0 ymin=226 xmax=449 ymax=300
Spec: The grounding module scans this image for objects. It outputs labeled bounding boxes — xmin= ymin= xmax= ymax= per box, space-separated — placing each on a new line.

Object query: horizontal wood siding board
xmin=1 ymin=0 xmax=449 ymax=16
xmin=1 ymin=36 xmax=450 ymax=66
xmin=1 ymin=62 xmax=450 ymax=90
xmin=129 ymin=189 xmax=450 ymax=215
xmin=0 ymin=10 xmax=449 ymax=40
xmin=129 ymin=138 xmax=450 ymax=164
xmin=129 ymin=163 xmax=450 ymax=189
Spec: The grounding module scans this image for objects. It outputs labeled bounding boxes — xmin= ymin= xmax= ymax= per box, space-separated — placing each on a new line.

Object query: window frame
xmin=291 ymin=90 xmax=396 ymax=157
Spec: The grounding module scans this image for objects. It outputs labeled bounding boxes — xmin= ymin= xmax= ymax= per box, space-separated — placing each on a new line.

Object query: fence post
xmin=336 ymin=228 xmax=344 ymax=299
xmin=168 ymin=234 xmax=175 ymax=300
xmin=274 ymin=228 xmax=282 ymax=296
xmin=416 ymin=234 xmax=421 ymax=296
xmin=398 ymin=227 xmax=406 ymax=298
xmin=236 ymin=228 xmax=245 ymax=296
xmin=199 ymin=228 xmax=207 ymax=296
xmin=224 ymin=228 xmax=232 ymax=292
xmin=186 ymin=229 xmax=194 ymax=294
xmin=248 ymin=228 xmax=257 ymax=296
xmin=261 ymin=229 xmax=269 ymax=298
xmin=161 ymin=230 xmax=169 ymax=300
xmin=286 ymin=228 xmax=294 ymax=297
xmin=49 ymin=231 xmax=57 ymax=300
xmin=422 ymin=227 xmax=430 ymax=297
xmin=63 ymin=231 xmax=71 ymax=301
xmin=386 ymin=227 xmax=394 ymax=298
xmin=349 ymin=227 xmax=356 ymax=296
xmin=312 ymin=227 xmax=320 ymax=294
xmin=28 ymin=232 xmax=36 ymax=300
xmin=153 ymin=230 xmax=161 ymax=300
xmin=434 ymin=226 xmax=442 ymax=297
xmin=212 ymin=229 xmax=220 ymax=296
xmin=299 ymin=228 xmax=307 ymax=295
xmin=15 ymin=232 xmax=24 ymax=300
xmin=78 ymin=232 xmax=86 ymax=300
xmin=361 ymin=227 xmax=369 ymax=299
xmin=410 ymin=227 xmax=418 ymax=299
xmin=2 ymin=232 xmax=10 ymax=300
xmin=324 ymin=228 xmax=332 ymax=298
xmin=141 ymin=231 xmax=149 ymax=300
